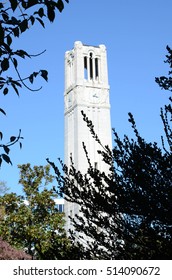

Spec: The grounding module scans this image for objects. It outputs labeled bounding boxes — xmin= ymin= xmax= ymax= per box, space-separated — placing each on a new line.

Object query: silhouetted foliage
xmin=156 ymin=45 xmax=172 ymax=92
xmin=0 ymin=129 xmax=23 ymax=167
xmin=48 ymin=103 xmax=172 ymax=259
xmin=0 ymin=0 xmax=69 ymax=166
xmin=48 ymin=52 xmax=172 ymax=259
xmin=155 ymin=46 xmax=172 ymax=152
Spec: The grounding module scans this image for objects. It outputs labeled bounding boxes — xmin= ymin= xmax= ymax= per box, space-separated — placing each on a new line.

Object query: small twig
xmin=10 ymin=57 xmax=42 ymax=92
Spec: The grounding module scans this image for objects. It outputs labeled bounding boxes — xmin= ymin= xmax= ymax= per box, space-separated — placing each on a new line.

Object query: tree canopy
xmin=0 ymin=163 xmax=73 ymax=259
xmin=48 ymin=47 xmax=172 ymax=260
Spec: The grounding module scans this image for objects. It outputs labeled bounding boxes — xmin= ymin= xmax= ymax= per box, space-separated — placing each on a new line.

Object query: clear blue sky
xmin=1 ymin=0 xmax=172 ymax=194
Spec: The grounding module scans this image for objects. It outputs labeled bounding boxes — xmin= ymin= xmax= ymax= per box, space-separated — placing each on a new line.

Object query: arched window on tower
xmin=84 ymin=52 xmax=99 ymax=81
xmin=84 ymin=56 xmax=88 ymax=80
xmin=89 ymin=52 xmax=93 ymax=79
xmin=95 ymin=58 xmax=99 ymax=80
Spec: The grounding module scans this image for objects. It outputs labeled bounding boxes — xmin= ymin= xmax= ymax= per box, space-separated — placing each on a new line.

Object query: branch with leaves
xmin=0 ymin=0 xmax=69 ymax=167
xmin=155 ymin=45 xmax=172 ymax=91
xmin=155 ymin=46 xmax=172 ymax=152
xmin=0 ymin=129 xmax=23 ymax=167
xmin=48 ymin=102 xmax=172 ymax=259
xmin=0 ymin=0 xmax=69 ymax=97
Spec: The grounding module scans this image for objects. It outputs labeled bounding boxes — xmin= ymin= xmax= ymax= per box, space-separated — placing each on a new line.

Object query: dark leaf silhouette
xmin=40 ymin=70 xmax=48 ymax=81
xmin=19 ymin=19 xmax=28 ymax=33
xmin=9 ymin=0 xmax=18 ymax=12
xmin=0 ymin=108 xmax=6 ymax=115
xmin=2 ymin=154 xmax=12 ymax=165
xmin=47 ymin=5 xmax=55 ymax=22
xmin=56 ymin=0 xmax=64 ymax=12
xmin=1 ymin=58 xmax=9 ymax=71
xmin=3 ymin=145 xmax=10 ymax=154
xmin=10 ymin=136 xmax=16 ymax=142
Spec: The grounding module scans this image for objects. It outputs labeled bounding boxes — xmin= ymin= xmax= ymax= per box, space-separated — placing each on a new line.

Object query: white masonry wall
xmin=64 ymin=41 xmax=112 ymax=234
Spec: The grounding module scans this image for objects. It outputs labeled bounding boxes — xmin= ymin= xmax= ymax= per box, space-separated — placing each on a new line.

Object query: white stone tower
xmin=64 ymin=41 xmax=112 ymax=232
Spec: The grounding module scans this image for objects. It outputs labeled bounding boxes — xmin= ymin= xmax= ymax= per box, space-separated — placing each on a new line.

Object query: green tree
xmin=48 ymin=54 xmax=172 ymax=260
xmin=0 ymin=164 xmax=72 ymax=259
xmin=0 ymin=0 xmax=69 ymax=166
xmin=0 ymin=181 xmax=9 ymax=220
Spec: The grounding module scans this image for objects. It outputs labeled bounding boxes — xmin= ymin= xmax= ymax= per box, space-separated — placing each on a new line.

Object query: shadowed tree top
xmin=48 ymin=59 xmax=172 ymax=258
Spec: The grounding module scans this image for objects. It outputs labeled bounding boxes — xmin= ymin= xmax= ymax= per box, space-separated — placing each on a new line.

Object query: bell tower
xmin=64 ymin=41 xmax=112 ymax=232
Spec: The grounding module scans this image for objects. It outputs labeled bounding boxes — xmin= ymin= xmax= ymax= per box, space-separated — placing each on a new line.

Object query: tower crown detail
xmin=64 ymin=41 xmax=109 ymax=92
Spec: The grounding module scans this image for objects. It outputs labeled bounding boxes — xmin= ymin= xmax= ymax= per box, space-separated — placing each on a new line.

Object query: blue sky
xmin=1 ymin=0 xmax=172 ymax=194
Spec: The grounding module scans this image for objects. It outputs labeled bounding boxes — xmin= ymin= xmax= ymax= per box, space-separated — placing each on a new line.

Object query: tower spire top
xmin=65 ymin=41 xmax=109 ymax=91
